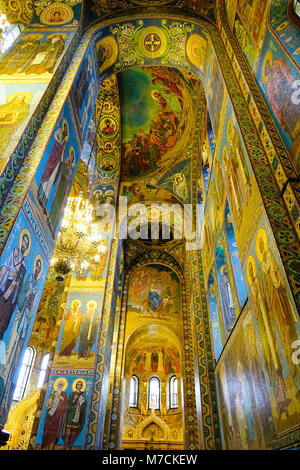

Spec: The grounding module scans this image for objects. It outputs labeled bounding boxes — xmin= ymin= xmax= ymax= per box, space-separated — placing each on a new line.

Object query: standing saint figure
xmin=0 ymin=229 xmax=31 ymax=341
xmin=24 ymin=34 xmax=65 ymax=75
xmin=0 ymin=255 xmax=43 ymax=414
xmin=73 ymin=55 xmax=92 ymax=113
xmin=227 ymin=119 xmax=251 ymax=207
xmin=0 ymin=92 xmax=33 ymax=163
xmin=148 ymin=276 xmax=163 ymax=314
xmin=0 ymin=36 xmax=40 ymax=74
xmin=219 ymin=264 xmax=236 ymax=336
xmin=59 ymin=300 xmax=82 ymax=357
xmin=246 ymin=254 xmax=290 ymax=417
xmin=222 ymin=145 xmax=243 ymax=227
xmin=77 ymin=301 xmax=99 ymax=359
xmin=41 ymin=378 xmax=68 ymax=450
xmin=62 ymin=379 xmax=87 ymax=450
xmin=38 ymin=119 xmax=69 ymax=210
xmin=48 ymin=146 xmax=75 ymax=234
xmin=256 ymin=228 xmax=300 ymax=397
xmin=263 ymin=53 xmax=300 ymax=170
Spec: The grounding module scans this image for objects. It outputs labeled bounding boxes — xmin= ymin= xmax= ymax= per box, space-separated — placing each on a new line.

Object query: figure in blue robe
xmin=148 ymin=289 xmax=162 ymax=312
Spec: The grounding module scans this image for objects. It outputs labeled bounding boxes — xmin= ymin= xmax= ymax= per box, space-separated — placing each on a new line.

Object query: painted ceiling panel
xmin=118 ymin=66 xmax=199 ymax=186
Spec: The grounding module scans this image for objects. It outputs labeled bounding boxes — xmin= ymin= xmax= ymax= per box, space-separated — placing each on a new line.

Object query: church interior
xmin=0 ymin=0 xmax=299 ymax=451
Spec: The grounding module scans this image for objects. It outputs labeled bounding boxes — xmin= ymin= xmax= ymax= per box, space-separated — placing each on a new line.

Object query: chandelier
xmin=51 ymin=193 xmax=107 ymax=280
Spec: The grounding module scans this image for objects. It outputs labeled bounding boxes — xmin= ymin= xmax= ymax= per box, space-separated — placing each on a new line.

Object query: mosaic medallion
xmin=40 ymin=3 xmax=74 ymax=25
xmin=137 ymin=26 xmax=168 ymax=59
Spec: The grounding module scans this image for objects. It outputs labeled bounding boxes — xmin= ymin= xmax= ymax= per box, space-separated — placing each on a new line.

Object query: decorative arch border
xmin=106 ymin=249 xmax=203 ymax=450
xmin=0 ymin=8 xmax=298 ymax=310
xmin=138 ymin=413 xmax=170 ymax=441
xmin=124 ymin=319 xmax=182 ymax=353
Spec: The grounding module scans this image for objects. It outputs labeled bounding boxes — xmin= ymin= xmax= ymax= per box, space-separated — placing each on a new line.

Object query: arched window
xmin=13 ymin=346 xmax=35 ymax=402
xmin=170 ymin=376 xmax=178 ymax=409
xmin=37 ymin=353 xmax=50 ymax=389
xmin=292 ymin=0 xmax=300 ymax=18
xmin=129 ymin=375 xmax=138 ymax=408
xmin=148 ymin=376 xmax=160 ymax=410
xmin=0 ymin=22 xmax=21 ymax=56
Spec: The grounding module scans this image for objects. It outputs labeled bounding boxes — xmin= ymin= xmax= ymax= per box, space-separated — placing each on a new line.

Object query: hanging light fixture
xmin=50 ymin=193 xmax=106 ymax=280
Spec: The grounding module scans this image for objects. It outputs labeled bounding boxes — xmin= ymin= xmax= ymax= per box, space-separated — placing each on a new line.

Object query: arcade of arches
xmin=0 ymin=0 xmax=299 ymax=452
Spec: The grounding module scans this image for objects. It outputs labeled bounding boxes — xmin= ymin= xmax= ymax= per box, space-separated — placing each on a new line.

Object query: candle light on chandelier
xmin=51 ymin=193 xmax=107 ymax=281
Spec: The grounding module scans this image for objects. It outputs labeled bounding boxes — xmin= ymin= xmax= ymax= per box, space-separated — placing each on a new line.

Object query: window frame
xmin=13 ymin=346 xmax=35 ymax=402
xmin=129 ymin=375 xmax=139 ymax=408
xmin=37 ymin=352 xmax=50 ymax=389
xmin=169 ymin=375 xmax=178 ymax=409
xmin=292 ymin=0 xmax=300 ymax=18
xmin=148 ymin=376 xmax=161 ymax=411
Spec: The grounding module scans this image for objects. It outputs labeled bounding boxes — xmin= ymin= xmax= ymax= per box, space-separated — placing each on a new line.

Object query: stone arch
xmin=139 ymin=414 xmax=170 ymax=440
xmin=1 ymin=8 xmax=298 ymax=316
xmin=0 ymin=5 xmax=299 ymax=451
xmin=107 ymin=249 xmax=200 ymax=450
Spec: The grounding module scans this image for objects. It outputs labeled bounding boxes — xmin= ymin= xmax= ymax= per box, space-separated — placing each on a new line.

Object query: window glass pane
xmin=170 ymin=376 xmax=178 ymax=408
xmin=148 ymin=377 xmax=160 ymax=410
xmin=293 ymin=0 xmax=300 ymax=17
xmin=0 ymin=25 xmax=21 ymax=55
xmin=129 ymin=376 xmax=138 ymax=407
xmin=13 ymin=347 xmax=34 ymax=401
xmin=23 ymin=347 xmax=32 ymax=365
xmin=37 ymin=353 xmax=50 ymax=389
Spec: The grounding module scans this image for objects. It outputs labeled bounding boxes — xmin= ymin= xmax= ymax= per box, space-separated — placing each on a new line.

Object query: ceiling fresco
xmin=119 ymin=66 xmax=194 ymax=180
xmin=125 ymin=322 xmax=182 ymax=366
xmin=118 ymin=66 xmax=201 ymax=207
xmin=0 ymin=0 xmax=35 ymax=24
xmin=0 ymin=0 xmax=216 ymax=29
xmin=125 ymin=323 xmax=181 ymax=377
xmin=89 ymin=0 xmax=216 ymax=24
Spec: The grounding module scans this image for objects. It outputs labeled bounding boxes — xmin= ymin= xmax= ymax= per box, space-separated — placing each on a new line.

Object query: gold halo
xmin=220 ymin=264 xmax=227 ymax=275
xmin=97 ymin=36 xmax=119 ymax=73
xmin=246 ymin=254 xmax=256 ymax=286
xmin=6 ymin=92 xmax=33 ymax=104
xmin=262 ymin=50 xmax=273 ymax=84
xmin=72 ymin=378 xmax=87 ymax=392
xmin=151 ymin=89 xmax=161 ymax=101
xmin=33 ymin=254 xmax=44 ymax=281
xmin=23 ymin=34 xmax=43 ymax=41
xmin=62 ymin=118 xmax=69 ymax=142
xmin=86 ymin=300 xmax=98 ymax=310
xmin=19 ymin=228 xmax=32 ymax=257
xmin=8 ymin=0 xmax=18 ymax=11
xmin=186 ymin=33 xmax=207 ymax=69
xmin=71 ymin=299 xmax=82 ymax=309
xmin=53 ymin=377 xmax=68 ymax=392
xmin=40 ymin=3 xmax=74 ymax=26
xmin=256 ymin=227 xmax=268 ymax=263
xmin=69 ymin=146 xmax=76 ymax=167
xmin=48 ymin=33 xmax=68 ymax=40
xmin=174 ymin=175 xmax=183 ymax=184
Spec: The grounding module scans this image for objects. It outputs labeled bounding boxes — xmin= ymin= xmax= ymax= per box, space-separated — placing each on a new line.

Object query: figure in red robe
xmin=41 ymin=379 xmax=68 ymax=450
